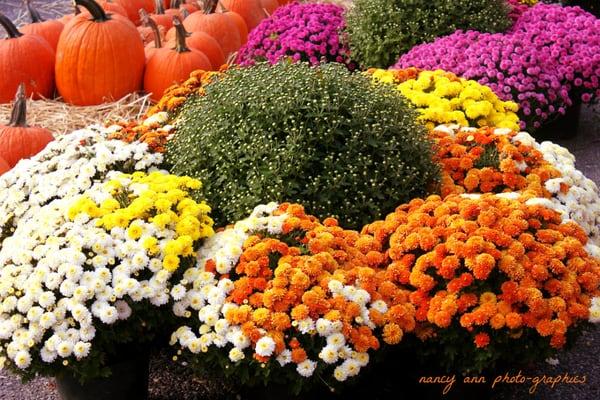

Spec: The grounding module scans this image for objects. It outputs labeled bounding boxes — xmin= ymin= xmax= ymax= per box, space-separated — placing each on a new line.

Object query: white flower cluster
xmin=170 ymin=203 xmax=381 ymax=381
xmin=0 ymin=173 xmax=180 ymax=369
xmin=0 ymin=128 xmax=166 ymax=370
xmin=0 ymin=126 xmax=163 ymax=236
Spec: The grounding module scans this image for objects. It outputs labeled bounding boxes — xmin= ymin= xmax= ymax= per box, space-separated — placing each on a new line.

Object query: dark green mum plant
xmin=346 ymin=0 xmax=512 ymax=69
xmin=166 ymin=62 xmax=439 ymax=229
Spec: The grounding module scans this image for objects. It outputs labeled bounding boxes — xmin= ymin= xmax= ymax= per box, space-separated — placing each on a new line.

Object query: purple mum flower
xmin=395 ymin=4 xmax=600 ymax=131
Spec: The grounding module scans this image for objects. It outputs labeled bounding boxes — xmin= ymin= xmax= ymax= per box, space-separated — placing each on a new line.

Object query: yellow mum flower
xmin=163 ymin=254 xmax=180 ymax=272
xmin=127 ymin=223 xmax=144 ymax=240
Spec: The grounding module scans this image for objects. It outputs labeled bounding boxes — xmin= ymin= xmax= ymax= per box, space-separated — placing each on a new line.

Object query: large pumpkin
xmin=20 ymin=0 xmax=64 ymax=51
xmin=56 ymin=0 xmax=145 ymax=105
xmin=182 ymin=0 xmax=240 ymax=57
xmin=144 ymin=16 xmax=211 ymax=101
xmin=114 ymin=0 xmax=154 ymax=24
xmin=0 ymin=84 xmax=54 ymax=168
xmin=0 ymin=13 xmax=55 ymax=103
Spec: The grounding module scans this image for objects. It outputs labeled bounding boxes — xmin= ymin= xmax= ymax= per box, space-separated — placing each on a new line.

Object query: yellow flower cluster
xmin=69 ymin=172 xmax=214 ymax=272
xmin=518 ymin=0 xmax=538 ymax=5
xmin=370 ymin=69 xmax=520 ymax=131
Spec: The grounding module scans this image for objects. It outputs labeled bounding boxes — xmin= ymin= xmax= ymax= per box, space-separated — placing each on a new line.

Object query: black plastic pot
xmin=56 ymin=352 xmax=150 ymax=400
xmin=532 ymin=100 xmax=581 ymax=140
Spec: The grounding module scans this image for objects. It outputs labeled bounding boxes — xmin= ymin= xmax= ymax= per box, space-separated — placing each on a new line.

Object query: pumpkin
xmin=0 ymin=156 xmax=9 ymax=175
xmin=277 ymin=0 xmax=291 ymax=5
xmin=0 ymin=13 xmax=55 ymax=103
xmin=140 ymin=9 xmax=163 ymax=62
xmin=149 ymin=0 xmax=175 ymax=30
xmin=165 ymin=21 xmax=224 ymax=70
xmin=182 ymin=0 xmax=240 ymax=57
xmin=219 ymin=0 xmax=265 ymax=31
xmin=144 ymin=16 xmax=211 ymax=101
xmin=171 ymin=0 xmax=199 ymax=14
xmin=20 ymin=0 xmax=64 ymax=51
xmin=261 ymin=0 xmax=278 ymax=16
xmin=97 ymin=0 xmax=128 ymax=17
xmin=220 ymin=6 xmax=248 ymax=46
xmin=56 ymin=0 xmax=145 ymax=105
xmin=0 ymin=84 xmax=54 ymax=168
xmin=113 ymin=0 xmax=155 ymax=24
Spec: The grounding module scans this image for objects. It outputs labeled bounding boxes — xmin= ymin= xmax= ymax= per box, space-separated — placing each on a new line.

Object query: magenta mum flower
xmin=395 ymin=4 xmax=600 ymax=131
xmin=236 ymin=2 xmax=354 ymax=69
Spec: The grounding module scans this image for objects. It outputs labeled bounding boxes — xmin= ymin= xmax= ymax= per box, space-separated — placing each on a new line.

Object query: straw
xmin=0 ymin=93 xmax=152 ymax=136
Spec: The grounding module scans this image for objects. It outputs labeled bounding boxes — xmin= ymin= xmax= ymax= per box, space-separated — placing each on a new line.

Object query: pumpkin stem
xmin=140 ymin=9 xmax=162 ymax=49
xmin=172 ymin=16 xmax=190 ymax=53
xmin=217 ymin=1 xmax=228 ymax=13
xmin=74 ymin=0 xmax=110 ymax=22
xmin=154 ymin=0 xmax=165 ymax=15
xmin=24 ymin=0 xmax=45 ymax=23
xmin=204 ymin=0 xmax=218 ymax=14
xmin=8 ymin=84 xmax=28 ymax=128
xmin=0 ymin=13 xmax=23 ymax=38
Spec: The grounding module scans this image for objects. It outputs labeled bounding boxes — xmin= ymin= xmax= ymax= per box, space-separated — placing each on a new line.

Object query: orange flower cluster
xmin=367 ymin=67 xmax=421 ymax=83
xmin=108 ymin=120 xmax=172 ymax=153
xmin=362 ymin=194 xmax=600 ymax=350
xmin=146 ymin=67 xmax=227 ymax=117
xmin=432 ymin=127 xmax=565 ymax=198
xmin=215 ymin=203 xmax=416 ymax=363
xmin=108 ymin=68 xmax=227 ymax=152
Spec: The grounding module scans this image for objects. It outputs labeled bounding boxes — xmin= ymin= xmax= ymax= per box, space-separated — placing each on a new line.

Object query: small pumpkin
xmin=219 ymin=0 xmax=265 ymax=31
xmin=97 ymin=0 xmax=128 ymax=17
xmin=140 ymin=9 xmax=163 ymax=62
xmin=144 ymin=16 xmax=211 ymax=101
xmin=182 ymin=0 xmax=240 ymax=57
xmin=149 ymin=0 xmax=175 ymax=30
xmin=218 ymin=2 xmax=248 ymax=45
xmin=56 ymin=0 xmax=145 ymax=105
xmin=113 ymin=0 xmax=155 ymax=24
xmin=57 ymin=4 xmax=80 ymax=25
xmin=20 ymin=0 xmax=64 ymax=51
xmin=261 ymin=0 xmax=278 ymax=16
xmin=0 ymin=13 xmax=55 ymax=103
xmin=0 ymin=156 xmax=9 ymax=175
xmin=172 ymin=0 xmax=199 ymax=14
xmin=165 ymin=20 xmax=224 ymax=69
xmin=0 ymin=84 xmax=54 ymax=168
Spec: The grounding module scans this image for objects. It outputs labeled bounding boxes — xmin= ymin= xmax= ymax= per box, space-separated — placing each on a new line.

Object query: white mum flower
xmin=255 ymin=336 xmax=276 ymax=357
xmin=296 ymin=359 xmax=317 ymax=378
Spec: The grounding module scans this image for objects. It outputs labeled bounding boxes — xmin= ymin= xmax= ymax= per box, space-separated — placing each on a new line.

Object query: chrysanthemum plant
xmin=0 ymin=127 xmax=214 ymax=382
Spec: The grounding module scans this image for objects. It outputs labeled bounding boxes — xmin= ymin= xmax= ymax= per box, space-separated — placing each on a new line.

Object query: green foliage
xmin=166 ymin=62 xmax=439 ymax=229
xmin=346 ymin=0 xmax=512 ymax=68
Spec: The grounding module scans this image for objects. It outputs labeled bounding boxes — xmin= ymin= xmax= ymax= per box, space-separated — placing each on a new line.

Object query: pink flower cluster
xmin=236 ymin=2 xmax=354 ymax=69
xmin=506 ymin=0 xmax=530 ymax=22
xmin=395 ymin=4 xmax=600 ymax=131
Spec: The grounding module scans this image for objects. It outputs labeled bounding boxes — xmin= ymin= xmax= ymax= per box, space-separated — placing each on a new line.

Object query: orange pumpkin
xmin=0 ymin=156 xmax=9 ymax=175
xmin=113 ymin=0 xmax=155 ymax=24
xmin=219 ymin=0 xmax=265 ymax=31
xmin=144 ymin=16 xmax=211 ymax=102
xmin=261 ymin=0 xmax=278 ymax=16
xmin=0 ymin=13 xmax=55 ymax=103
xmin=56 ymin=0 xmax=145 ymax=105
xmin=20 ymin=0 xmax=64 ymax=51
xmin=97 ymin=0 xmax=128 ymax=17
xmin=140 ymin=9 xmax=163 ymax=62
xmin=0 ymin=84 xmax=54 ymax=168
xmin=165 ymin=20 xmax=224 ymax=70
xmin=149 ymin=0 xmax=175 ymax=30
xmin=182 ymin=0 xmax=240 ymax=58
xmin=221 ymin=7 xmax=248 ymax=46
